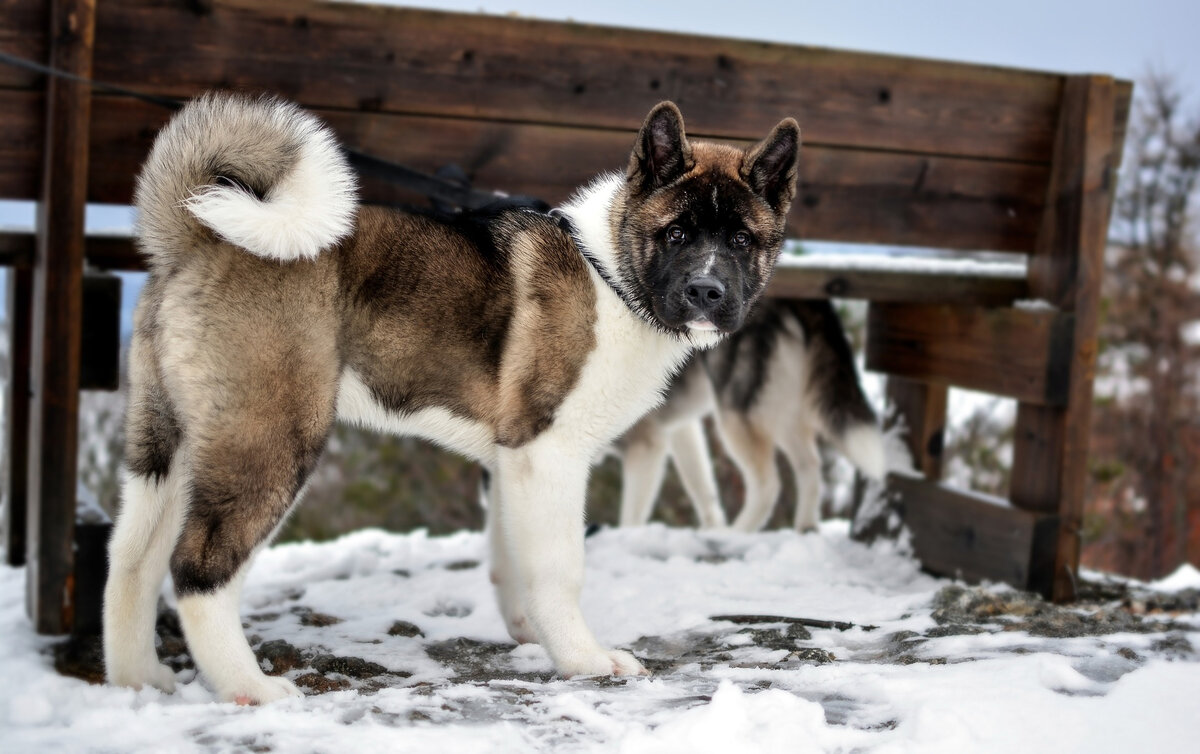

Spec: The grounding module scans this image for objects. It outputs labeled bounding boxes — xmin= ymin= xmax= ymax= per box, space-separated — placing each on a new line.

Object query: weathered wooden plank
xmin=3 ymin=267 xmax=33 ymax=567
xmin=0 ymin=233 xmax=35 ymax=268
xmin=890 ymin=472 xmax=1059 ymax=596
xmin=768 ymin=264 xmax=1028 ymax=304
xmin=0 ymin=92 xmax=1052 ymax=251
xmin=866 ymin=303 xmax=1075 ymax=405
xmin=80 ymin=272 xmax=121 ymax=391
xmin=72 ymin=520 xmax=111 ymax=637
xmin=1019 ymin=76 xmax=1120 ymax=602
xmin=0 ymin=2 xmax=1137 ymax=162
xmin=26 ymin=0 xmax=94 ymax=634
xmin=885 ymin=377 xmax=948 ymax=480
xmin=0 ymin=0 xmax=50 ymax=90
xmin=1010 ymin=402 xmax=1065 ymax=515
xmin=77 ymin=0 xmax=1065 ymax=162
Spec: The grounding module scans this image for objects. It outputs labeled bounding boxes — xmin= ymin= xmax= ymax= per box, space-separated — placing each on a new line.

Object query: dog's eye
xmin=666 ymin=225 xmax=687 ymax=244
xmin=731 ymin=230 xmax=752 ymax=248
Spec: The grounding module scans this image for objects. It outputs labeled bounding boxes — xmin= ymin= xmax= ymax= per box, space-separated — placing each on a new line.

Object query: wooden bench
xmin=0 ymin=0 xmax=1131 ymax=634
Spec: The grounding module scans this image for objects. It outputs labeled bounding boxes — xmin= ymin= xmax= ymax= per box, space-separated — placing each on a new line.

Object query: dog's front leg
xmin=496 ymin=440 xmax=647 ymax=678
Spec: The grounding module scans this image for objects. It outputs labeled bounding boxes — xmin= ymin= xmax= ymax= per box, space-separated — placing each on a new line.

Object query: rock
xmin=294 ymin=672 xmax=350 ymax=694
xmin=310 ymin=654 xmax=397 ymax=679
xmin=255 ymin=639 xmax=304 ymax=675
xmin=387 ymin=620 xmax=424 ymax=638
xmin=291 ymin=606 xmax=343 ymax=627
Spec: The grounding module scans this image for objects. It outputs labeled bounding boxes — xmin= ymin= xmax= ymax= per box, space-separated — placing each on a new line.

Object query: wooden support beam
xmin=4 ymin=268 xmax=33 ymax=567
xmin=768 ymin=262 xmax=1028 ymax=305
xmin=1013 ymin=76 xmax=1118 ymax=602
xmin=885 ymin=376 xmax=948 ymax=480
xmin=866 ymin=302 xmax=1075 ymax=405
xmin=890 ymin=472 xmax=1059 ymax=596
xmin=80 ymin=272 xmax=121 ymax=391
xmin=26 ymin=0 xmax=95 ymax=633
xmin=0 ymin=233 xmax=142 ymax=272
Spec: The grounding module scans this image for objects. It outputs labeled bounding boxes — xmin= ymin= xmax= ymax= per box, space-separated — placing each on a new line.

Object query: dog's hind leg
xmin=779 ymin=426 xmax=823 ymax=533
xmin=104 ymin=467 xmax=187 ymax=692
xmin=716 ymin=410 xmax=782 ymax=532
xmin=618 ymin=425 xmax=669 ymax=527
xmin=170 ymin=405 xmax=332 ymax=704
xmin=104 ymin=336 xmax=186 ymax=692
xmin=668 ymin=420 xmax=726 ymax=528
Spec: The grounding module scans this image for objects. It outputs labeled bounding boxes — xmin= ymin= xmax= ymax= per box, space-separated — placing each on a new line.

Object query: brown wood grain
xmin=3 ymin=267 xmax=32 ymax=567
xmin=885 ymin=377 xmax=948 ymax=480
xmin=889 ymin=472 xmax=1058 ymax=595
xmin=25 ymin=0 xmax=94 ymax=634
xmin=1017 ymin=76 xmax=1119 ymax=602
xmin=0 ymin=92 xmax=1052 ymax=251
xmin=865 ymin=303 xmax=1075 ymax=405
xmin=84 ymin=0 xmax=1065 ymax=161
xmin=768 ymin=264 xmax=1028 ymax=304
xmin=2 ymin=1 xmax=1131 ymax=162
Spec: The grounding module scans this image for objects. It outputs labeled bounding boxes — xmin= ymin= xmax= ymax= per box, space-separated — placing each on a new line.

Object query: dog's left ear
xmin=742 ymin=119 xmax=801 ymax=212
xmin=627 ymin=102 xmax=694 ymax=191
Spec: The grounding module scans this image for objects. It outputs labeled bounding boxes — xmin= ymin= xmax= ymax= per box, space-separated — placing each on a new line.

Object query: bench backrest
xmin=0 ymin=0 xmax=1131 ymax=257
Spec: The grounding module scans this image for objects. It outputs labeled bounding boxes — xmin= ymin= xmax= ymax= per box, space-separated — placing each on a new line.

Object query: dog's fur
xmin=617 ymin=298 xmax=885 ymax=532
xmin=103 ymin=92 xmax=800 ymax=703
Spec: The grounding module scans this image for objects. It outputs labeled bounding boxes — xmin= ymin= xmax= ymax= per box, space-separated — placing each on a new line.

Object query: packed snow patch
xmin=2 ymin=522 xmax=1197 ymax=753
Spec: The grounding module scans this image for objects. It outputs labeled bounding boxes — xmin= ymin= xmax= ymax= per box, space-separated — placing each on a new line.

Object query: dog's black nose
xmin=685 ymin=276 xmax=725 ymax=312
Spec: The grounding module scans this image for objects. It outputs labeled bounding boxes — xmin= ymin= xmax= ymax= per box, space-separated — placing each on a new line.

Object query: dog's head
xmin=615 ymin=102 xmax=800 ymax=337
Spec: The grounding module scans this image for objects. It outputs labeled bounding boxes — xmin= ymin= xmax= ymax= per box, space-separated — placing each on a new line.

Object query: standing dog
xmin=618 ymin=299 xmax=885 ymax=532
xmin=103 ymin=92 xmax=800 ymax=703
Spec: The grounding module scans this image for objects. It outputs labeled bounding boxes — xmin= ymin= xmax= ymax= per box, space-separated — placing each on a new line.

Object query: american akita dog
xmin=617 ymin=298 xmax=886 ymax=532
xmin=102 ymin=92 xmax=800 ymax=703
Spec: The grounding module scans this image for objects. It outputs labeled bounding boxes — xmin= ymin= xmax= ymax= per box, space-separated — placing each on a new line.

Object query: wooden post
xmin=886 ymin=376 xmax=947 ymax=480
xmin=26 ymin=0 xmax=96 ymax=633
xmin=1012 ymin=76 xmax=1118 ymax=602
xmin=4 ymin=268 xmax=33 ymax=567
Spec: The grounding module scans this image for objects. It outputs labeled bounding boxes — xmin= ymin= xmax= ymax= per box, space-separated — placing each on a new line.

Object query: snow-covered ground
xmin=3 ymin=522 xmax=1198 ymax=753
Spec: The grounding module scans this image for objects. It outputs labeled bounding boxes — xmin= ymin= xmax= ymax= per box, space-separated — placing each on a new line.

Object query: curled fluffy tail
xmin=134 ymin=92 xmax=357 ymax=266
xmin=786 ymin=300 xmax=887 ymax=480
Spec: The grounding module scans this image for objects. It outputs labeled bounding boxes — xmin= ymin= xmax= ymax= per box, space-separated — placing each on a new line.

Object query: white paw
xmin=109 ymin=660 xmax=177 ymax=693
xmin=220 ymin=674 xmax=304 ymax=705
xmin=558 ymin=648 xmax=649 ymax=679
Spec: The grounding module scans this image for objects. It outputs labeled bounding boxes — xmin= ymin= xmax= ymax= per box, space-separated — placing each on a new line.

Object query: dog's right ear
xmin=627 ymin=102 xmax=693 ymax=191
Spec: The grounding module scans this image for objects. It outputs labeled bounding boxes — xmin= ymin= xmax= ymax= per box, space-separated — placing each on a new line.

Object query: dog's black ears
xmin=627 ymin=102 xmax=693 ymax=191
xmin=742 ymin=119 xmax=801 ymax=212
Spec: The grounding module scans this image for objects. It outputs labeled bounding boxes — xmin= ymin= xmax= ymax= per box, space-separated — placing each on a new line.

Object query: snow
xmin=1149 ymin=564 xmax=1200 ymax=592
xmin=777 ymin=252 xmax=1026 ymax=279
xmin=2 ymin=522 xmax=1197 ymax=753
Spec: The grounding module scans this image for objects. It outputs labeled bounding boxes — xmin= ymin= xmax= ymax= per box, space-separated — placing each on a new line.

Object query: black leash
xmin=0 ymin=49 xmax=547 ymax=213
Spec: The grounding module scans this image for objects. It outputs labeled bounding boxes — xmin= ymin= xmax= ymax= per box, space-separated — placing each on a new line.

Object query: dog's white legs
xmin=717 ymin=412 xmax=782 ymax=532
xmin=780 ymin=430 xmax=823 ymax=532
xmin=176 ymin=557 xmax=302 ymax=704
xmin=103 ymin=469 xmax=187 ymax=692
xmin=485 ymin=472 xmax=536 ymax=644
xmin=618 ymin=431 xmax=669 ymax=527
xmin=668 ymin=421 xmax=726 ymax=528
xmin=498 ymin=440 xmax=647 ymax=677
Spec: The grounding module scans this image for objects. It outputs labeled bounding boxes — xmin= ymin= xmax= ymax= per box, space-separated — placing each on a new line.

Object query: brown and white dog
xmin=102 ymin=92 xmax=800 ymax=703
xmin=617 ymin=298 xmax=886 ymax=532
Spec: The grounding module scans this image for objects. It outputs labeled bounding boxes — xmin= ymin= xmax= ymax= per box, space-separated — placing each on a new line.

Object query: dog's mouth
xmin=685 ymin=318 xmax=719 ymax=332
